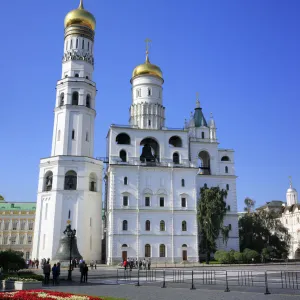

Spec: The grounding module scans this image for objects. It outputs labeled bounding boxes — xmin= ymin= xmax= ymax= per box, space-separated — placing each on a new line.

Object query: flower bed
xmin=0 ymin=290 xmax=103 ymax=299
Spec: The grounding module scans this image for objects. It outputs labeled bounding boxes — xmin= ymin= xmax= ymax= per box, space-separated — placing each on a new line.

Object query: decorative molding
xmin=63 ymin=50 xmax=94 ymax=66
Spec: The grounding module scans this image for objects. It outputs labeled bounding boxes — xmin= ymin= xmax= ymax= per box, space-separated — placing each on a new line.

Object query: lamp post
xmin=63 ymin=223 xmax=76 ymax=281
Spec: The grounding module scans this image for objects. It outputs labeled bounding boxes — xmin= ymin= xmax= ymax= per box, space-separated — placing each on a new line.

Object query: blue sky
xmin=0 ymin=0 xmax=299 ymax=210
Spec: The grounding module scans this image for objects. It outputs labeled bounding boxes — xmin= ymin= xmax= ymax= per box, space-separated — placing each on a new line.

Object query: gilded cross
xmin=145 ymin=38 xmax=152 ymax=54
xmin=289 ymin=176 xmax=293 ymax=187
xmin=196 ymin=92 xmax=199 ymax=100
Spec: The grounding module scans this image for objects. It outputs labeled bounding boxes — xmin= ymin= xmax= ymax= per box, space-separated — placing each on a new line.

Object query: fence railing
xmin=116 ymin=268 xmax=300 ymax=294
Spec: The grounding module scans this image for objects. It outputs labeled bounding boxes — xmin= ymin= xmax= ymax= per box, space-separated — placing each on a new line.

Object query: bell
xmin=140 ymin=144 xmax=155 ymax=162
xmin=53 ymin=234 xmax=82 ymax=261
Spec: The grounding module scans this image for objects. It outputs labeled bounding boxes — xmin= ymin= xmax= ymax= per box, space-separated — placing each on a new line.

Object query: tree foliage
xmin=197 ymin=186 xmax=228 ymax=258
xmin=0 ymin=250 xmax=26 ymax=271
xmin=239 ymin=210 xmax=290 ymax=258
xmin=244 ymin=197 xmax=255 ymax=213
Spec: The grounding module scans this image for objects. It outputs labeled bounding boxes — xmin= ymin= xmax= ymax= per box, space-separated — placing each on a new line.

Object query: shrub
xmin=243 ymin=248 xmax=259 ymax=263
xmin=0 ymin=250 xmax=26 ymax=271
xmin=233 ymin=251 xmax=244 ymax=263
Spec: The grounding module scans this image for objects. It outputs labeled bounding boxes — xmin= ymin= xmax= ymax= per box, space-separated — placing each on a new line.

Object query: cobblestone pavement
xmin=46 ymin=283 xmax=300 ymax=300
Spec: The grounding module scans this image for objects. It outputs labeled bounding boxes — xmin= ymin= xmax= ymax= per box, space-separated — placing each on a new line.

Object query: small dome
xmin=64 ymin=0 xmax=96 ymax=31
xmin=132 ymin=54 xmax=163 ymax=80
xmin=287 ymin=187 xmax=297 ymax=193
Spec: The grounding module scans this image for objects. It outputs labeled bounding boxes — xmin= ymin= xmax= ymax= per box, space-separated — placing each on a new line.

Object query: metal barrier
xmin=115 ymin=268 xmax=300 ymax=294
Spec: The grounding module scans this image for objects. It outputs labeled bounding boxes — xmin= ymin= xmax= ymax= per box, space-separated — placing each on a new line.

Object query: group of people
xmin=123 ymin=258 xmax=151 ymax=270
xmin=42 ymin=259 xmax=61 ymax=285
xmin=42 ymin=258 xmax=91 ymax=284
xmin=26 ymin=259 xmax=39 ymax=269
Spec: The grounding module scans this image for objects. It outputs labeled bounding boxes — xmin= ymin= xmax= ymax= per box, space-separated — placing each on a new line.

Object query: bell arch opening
xmin=198 ymin=151 xmax=211 ymax=175
xmin=43 ymin=171 xmax=53 ymax=192
xmin=169 ymin=136 xmax=182 ymax=147
xmin=140 ymin=137 xmax=159 ymax=163
xmin=116 ymin=133 xmax=131 ymax=145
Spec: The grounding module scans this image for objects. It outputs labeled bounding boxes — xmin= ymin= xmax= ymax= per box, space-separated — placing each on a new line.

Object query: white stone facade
xmin=280 ymin=183 xmax=300 ymax=259
xmin=32 ymin=2 xmax=103 ymax=262
xmin=106 ymin=76 xmax=239 ymax=264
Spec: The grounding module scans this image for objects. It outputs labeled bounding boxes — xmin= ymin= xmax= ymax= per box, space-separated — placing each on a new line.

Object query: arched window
xmin=82 ymin=39 xmax=85 ymax=49
xmin=145 ymin=244 xmax=151 ymax=257
xmin=70 ymin=39 xmax=73 ymax=49
xmin=221 ymin=156 xmax=230 ymax=161
xmin=75 ymin=73 xmax=79 ymax=78
xmin=85 ymin=132 xmax=89 ymax=142
xmin=173 ymin=153 xmax=179 ymax=164
xmin=59 ymin=93 xmax=64 ymax=106
xmin=159 ymin=244 xmax=166 ymax=257
xmin=160 ymin=220 xmax=165 ymax=231
xmin=86 ymin=94 xmax=91 ymax=108
xmin=182 ymin=244 xmax=187 ymax=247
xmin=201 ymin=132 xmax=205 ymax=139
xmin=116 ymin=133 xmax=131 ymax=145
xmin=145 ymin=220 xmax=150 ymax=231
xmin=72 ymin=92 xmax=79 ymax=105
xmin=122 ymin=244 xmax=128 ymax=247
xmin=182 ymin=221 xmax=187 ymax=231
xmin=68 ymin=210 xmax=71 ymax=219
xmin=64 ymin=170 xmax=77 ymax=190
xmin=204 ymin=183 xmax=208 ymax=188
xmin=147 ymin=88 xmax=151 ymax=96
xmin=181 ymin=179 xmax=185 ymax=187
xmin=72 ymin=130 xmax=75 ymax=140
xmin=124 ymin=177 xmax=128 ymax=185
xmin=140 ymin=137 xmax=159 ymax=163
xmin=169 ymin=136 xmax=182 ymax=147
xmin=226 ymin=184 xmax=229 ymax=190
xmin=76 ymin=39 xmax=78 ymax=48
xmin=123 ymin=196 xmax=128 ymax=206
xmin=89 ymin=173 xmax=97 ymax=192
xmin=225 ymin=166 xmax=229 ymax=174
xmin=122 ymin=220 xmax=128 ymax=231
xmin=198 ymin=151 xmax=211 ymax=175
xmin=43 ymin=171 xmax=53 ymax=192
xmin=120 ymin=150 xmax=127 ymax=162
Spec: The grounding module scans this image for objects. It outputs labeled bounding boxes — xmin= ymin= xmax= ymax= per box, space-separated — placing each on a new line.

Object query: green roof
xmin=0 ymin=202 xmax=36 ymax=211
xmin=194 ymin=107 xmax=207 ymax=127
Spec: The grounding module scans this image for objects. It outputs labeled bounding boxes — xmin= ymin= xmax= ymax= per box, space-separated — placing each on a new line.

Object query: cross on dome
xmin=196 ymin=92 xmax=200 ymax=108
xmin=79 ymin=0 xmax=84 ymax=9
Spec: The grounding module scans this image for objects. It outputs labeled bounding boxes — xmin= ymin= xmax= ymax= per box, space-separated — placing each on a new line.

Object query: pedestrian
xmin=52 ymin=263 xmax=58 ymax=285
xmin=135 ymin=259 xmax=138 ymax=269
xmin=43 ymin=261 xmax=51 ymax=284
xmin=123 ymin=259 xmax=127 ymax=270
xmin=56 ymin=262 xmax=61 ymax=284
xmin=148 ymin=259 xmax=151 ymax=270
xmin=139 ymin=260 xmax=142 ymax=270
xmin=83 ymin=263 xmax=88 ymax=282
xmin=80 ymin=261 xmax=85 ymax=283
xmin=36 ymin=259 xmax=39 ymax=269
xmin=142 ymin=258 xmax=146 ymax=270
xmin=94 ymin=262 xmax=97 ymax=269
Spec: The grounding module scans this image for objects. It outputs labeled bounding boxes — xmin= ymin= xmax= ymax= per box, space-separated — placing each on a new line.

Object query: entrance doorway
xmin=122 ymin=251 xmax=127 ymax=261
xmin=182 ymin=250 xmax=187 ymax=261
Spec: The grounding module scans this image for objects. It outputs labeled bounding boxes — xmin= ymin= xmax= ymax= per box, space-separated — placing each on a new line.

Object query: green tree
xmin=0 ymin=195 xmax=4 ymax=201
xmin=0 ymin=250 xmax=26 ymax=271
xmin=244 ymin=197 xmax=255 ymax=213
xmin=239 ymin=210 xmax=290 ymax=258
xmin=197 ymin=186 xmax=228 ymax=263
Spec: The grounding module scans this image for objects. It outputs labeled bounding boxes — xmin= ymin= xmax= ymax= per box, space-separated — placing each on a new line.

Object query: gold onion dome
xmin=132 ymin=52 xmax=163 ymax=80
xmin=64 ymin=0 xmax=96 ymax=31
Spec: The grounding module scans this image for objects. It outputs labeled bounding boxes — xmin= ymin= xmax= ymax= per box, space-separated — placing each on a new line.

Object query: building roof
xmin=256 ymin=200 xmax=285 ymax=211
xmin=0 ymin=201 xmax=36 ymax=211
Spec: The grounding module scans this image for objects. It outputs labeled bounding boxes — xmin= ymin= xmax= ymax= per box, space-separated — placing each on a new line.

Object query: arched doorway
xmin=182 ymin=244 xmax=187 ymax=261
xmin=121 ymin=244 xmax=128 ymax=261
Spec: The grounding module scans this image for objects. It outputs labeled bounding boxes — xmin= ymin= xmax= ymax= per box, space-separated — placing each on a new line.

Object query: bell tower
xmin=32 ymin=0 xmax=103 ymax=262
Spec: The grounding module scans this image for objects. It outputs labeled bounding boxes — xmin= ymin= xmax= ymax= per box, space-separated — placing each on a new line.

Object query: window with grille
xmin=182 ymin=221 xmax=187 ymax=231
xmin=145 ymin=220 xmax=150 ymax=231
xmin=145 ymin=244 xmax=151 ymax=257
xmin=160 ymin=220 xmax=165 ymax=231
xmin=145 ymin=197 xmax=150 ymax=207
xmin=160 ymin=244 xmax=166 ymax=257
xmin=122 ymin=220 xmax=128 ymax=231
xmin=181 ymin=198 xmax=186 ymax=208
xmin=160 ymin=197 xmax=164 ymax=207
xmin=123 ymin=196 xmax=128 ymax=207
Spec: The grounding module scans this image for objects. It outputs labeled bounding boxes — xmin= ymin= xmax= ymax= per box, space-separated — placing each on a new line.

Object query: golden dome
xmin=132 ymin=53 xmax=163 ymax=80
xmin=64 ymin=0 xmax=96 ymax=31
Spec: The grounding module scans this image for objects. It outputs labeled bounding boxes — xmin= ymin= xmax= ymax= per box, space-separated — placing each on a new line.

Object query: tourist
xmin=80 ymin=261 xmax=85 ymax=283
xmin=56 ymin=262 xmax=61 ymax=284
xmin=83 ymin=263 xmax=89 ymax=282
xmin=43 ymin=261 xmax=51 ymax=284
xmin=52 ymin=263 xmax=58 ymax=285
xmin=148 ymin=259 xmax=151 ymax=270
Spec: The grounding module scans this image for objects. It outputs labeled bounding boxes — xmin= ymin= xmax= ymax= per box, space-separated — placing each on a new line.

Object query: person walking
xmin=83 ymin=263 xmax=89 ymax=282
xmin=56 ymin=262 xmax=61 ymax=284
xmin=43 ymin=261 xmax=51 ymax=284
xmin=80 ymin=261 xmax=85 ymax=283
xmin=52 ymin=264 xmax=58 ymax=285
xmin=148 ymin=259 xmax=151 ymax=270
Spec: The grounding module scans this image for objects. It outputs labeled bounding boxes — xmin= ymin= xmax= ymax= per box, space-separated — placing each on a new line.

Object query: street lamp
xmin=63 ymin=222 xmax=76 ymax=281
